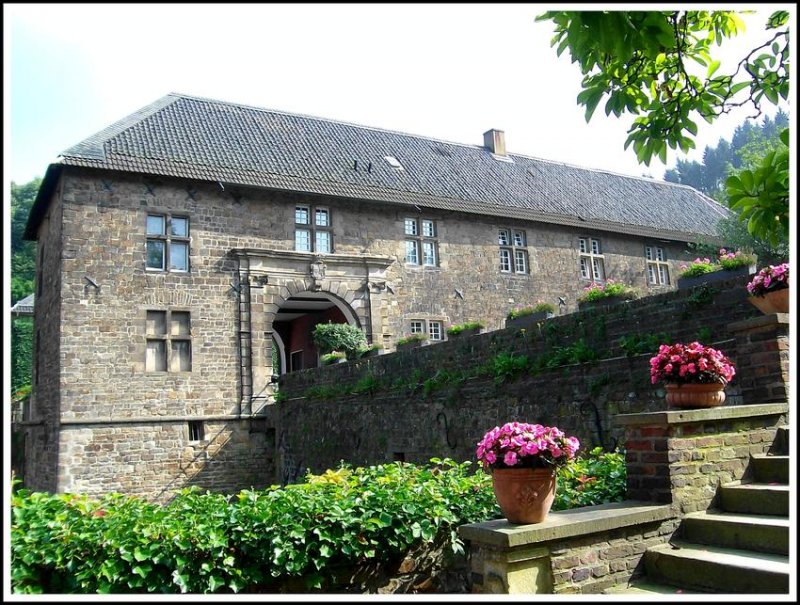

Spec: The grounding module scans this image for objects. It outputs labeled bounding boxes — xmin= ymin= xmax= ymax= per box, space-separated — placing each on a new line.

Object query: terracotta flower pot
xmin=748 ymin=288 xmax=789 ymax=315
xmin=664 ymin=382 xmax=726 ymax=408
xmin=491 ymin=467 xmax=557 ymax=524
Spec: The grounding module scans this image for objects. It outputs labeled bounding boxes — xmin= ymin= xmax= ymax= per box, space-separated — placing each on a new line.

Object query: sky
xmin=4 ymin=3 xmax=794 ymax=188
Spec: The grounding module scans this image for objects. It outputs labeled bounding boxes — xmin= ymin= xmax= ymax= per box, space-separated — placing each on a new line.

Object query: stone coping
xmin=728 ymin=312 xmax=789 ymax=331
xmin=613 ymin=402 xmax=788 ymax=428
xmin=458 ymin=500 xmax=673 ymax=548
xmin=58 ymin=413 xmax=272 ymax=426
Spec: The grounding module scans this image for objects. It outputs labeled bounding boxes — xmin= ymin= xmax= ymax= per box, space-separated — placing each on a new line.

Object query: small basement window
xmin=188 ymin=421 xmax=204 ymax=442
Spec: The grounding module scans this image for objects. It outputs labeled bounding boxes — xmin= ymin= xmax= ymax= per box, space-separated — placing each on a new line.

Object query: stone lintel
xmin=458 ymin=501 xmax=673 ymax=548
xmin=613 ymin=403 xmax=789 ymax=428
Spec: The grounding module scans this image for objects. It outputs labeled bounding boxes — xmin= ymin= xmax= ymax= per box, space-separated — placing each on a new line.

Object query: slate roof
xmin=11 ymin=294 xmax=34 ymax=316
xmin=26 ymin=93 xmax=730 ymax=242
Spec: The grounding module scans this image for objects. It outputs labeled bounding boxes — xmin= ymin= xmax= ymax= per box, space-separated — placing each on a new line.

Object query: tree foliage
xmin=536 ymin=10 xmax=790 ymax=246
xmin=11 ymin=178 xmax=41 ymax=304
xmin=311 ymin=322 xmax=367 ymax=360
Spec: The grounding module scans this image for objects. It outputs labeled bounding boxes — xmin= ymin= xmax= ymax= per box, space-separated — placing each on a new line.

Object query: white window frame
xmin=499 ymin=228 xmax=528 ymax=274
xmin=645 ymin=245 xmax=670 ymax=285
xmin=295 ymin=205 xmax=333 ymax=253
xmin=579 ymin=237 xmax=605 ymax=281
xmin=146 ymin=214 xmax=190 ymax=272
xmin=405 ymin=217 xmax=439 ymax=266
xmin=408 ymin=319 xmax=443 ymax=341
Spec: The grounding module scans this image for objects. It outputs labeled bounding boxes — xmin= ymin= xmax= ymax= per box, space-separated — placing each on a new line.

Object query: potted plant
xmin=577 ymin=280 xmax=638 ymax=310
xmin=446 ymin=321 xmax=485 ymax=338
xmin=312 ymin=322 xmax=367 ymax=361
xmin=320 ymin=351 xmax=346 ymax=365
xmin=477 ymin=422 xmax=580 ymax=524
xmin=357 ymin=343 xmax=383 ymax=358
xmin=649 ymin=341 xmax=736 ymax=408
xmin=396 ymin=333 xmax=428 ymax=350
xmin=677 ymin=248 xmax=757 ymax=289
xmin=505 ymin=301 xmax=555 ymax=329
xmin=747 ymin=262 xmax=789 ymax=315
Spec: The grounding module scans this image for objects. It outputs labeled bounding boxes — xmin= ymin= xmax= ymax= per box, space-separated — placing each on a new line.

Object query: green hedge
xmin=11 ymin=452 xmax=625 ymax=594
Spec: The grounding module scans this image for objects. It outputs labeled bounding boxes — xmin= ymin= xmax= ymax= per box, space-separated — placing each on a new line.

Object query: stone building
xmin=21 ymin=93 xmax=731 ymax=499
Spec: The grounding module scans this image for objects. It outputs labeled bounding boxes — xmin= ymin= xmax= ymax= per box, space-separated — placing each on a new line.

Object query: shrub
xmin=554 ymin=447 xmax=626 ymax=510
xmin=312 ymin=323 xmax=367 ymax=360
xmin=10 ymin=461 xmax=499 ymax=594
xmin=446 ymin=321 xmax=485 ymax=336
xmin=10 ymin=454 xmax=627 ymax=594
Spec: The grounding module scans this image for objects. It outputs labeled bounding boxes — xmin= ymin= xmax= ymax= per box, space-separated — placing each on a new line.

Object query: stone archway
xmin=272 ymin=290 xmax=361 ymax=374
xmin=233 ymin=248 xmax=395 ymax=414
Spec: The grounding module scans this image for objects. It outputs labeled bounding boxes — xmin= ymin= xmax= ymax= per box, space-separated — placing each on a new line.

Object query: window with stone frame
xmin=295 ymin=205 xmax=333 ymax=253
xmin=146 ymin=214 xmax=190 ymax=272
xmin=404 ymin=218 xmax=438 ymax=266
xmin=579 ymin=236 xmax=605 ymax=281
xmin=645 ymin=245 xmax=671 ymax=285
xmin=145 ymin=310 xmax=192 ymax=372
xmin=499 ymin=228 xmax=529 ymax=274
xmin=409 ymin=319 xmax=444 ymax=341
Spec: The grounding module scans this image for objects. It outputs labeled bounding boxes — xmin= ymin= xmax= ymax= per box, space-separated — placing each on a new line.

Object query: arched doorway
xmin=272 ymin=290 xmax=361 ymax=373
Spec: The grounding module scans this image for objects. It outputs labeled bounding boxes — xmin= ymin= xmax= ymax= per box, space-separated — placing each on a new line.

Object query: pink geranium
xmin=476 ymin=422 xmax=580 ymax=470
xmin=650 ymin=342 xmax=736 ymax=385
xmin=747 ymin=263 xmax=789 ymax=297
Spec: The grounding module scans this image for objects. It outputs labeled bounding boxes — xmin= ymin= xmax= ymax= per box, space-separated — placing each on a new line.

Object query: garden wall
xmin=276 ymin=273 xmax=766 ymax=480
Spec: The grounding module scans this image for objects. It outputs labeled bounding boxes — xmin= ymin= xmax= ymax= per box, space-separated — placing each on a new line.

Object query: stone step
xmin=681 ymin=510 xmax=789 ymax=555
xmin=602 ymin=578 xmax=705 ymax=594
xmin=720 ymin=482 xmax=789 ymax=516
xmin=770 ymin=425 xmax=790 ymax=455
xmin=750 ymin=453 xmax=789 ymax=484
xmin=645 ymin=540 xmax=790 ymax=593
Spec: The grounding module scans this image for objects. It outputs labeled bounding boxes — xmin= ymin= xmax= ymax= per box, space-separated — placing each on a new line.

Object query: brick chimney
xmin=483 ymin=129 xmax=506 ymax=156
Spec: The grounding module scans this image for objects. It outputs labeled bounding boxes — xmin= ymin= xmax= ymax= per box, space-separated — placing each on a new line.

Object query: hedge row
xmin=11 ymin=452 xmax=625 ymax=594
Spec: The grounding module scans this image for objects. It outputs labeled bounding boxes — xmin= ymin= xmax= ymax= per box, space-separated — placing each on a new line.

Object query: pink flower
xmin=503 ymin=451 xmax=518 ymax=466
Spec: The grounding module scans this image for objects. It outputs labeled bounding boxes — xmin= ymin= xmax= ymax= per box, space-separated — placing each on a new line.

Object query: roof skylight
xmin=384 ymin=156 xmax=404 ymax=170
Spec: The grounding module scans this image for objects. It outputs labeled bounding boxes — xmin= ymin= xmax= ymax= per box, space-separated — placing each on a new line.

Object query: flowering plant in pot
xmin=476 ymin=422 xmax=580 ymax=524
xmin=746 ymin=263 xmax=789 ymax=314
xmin=649 ymin=341 xmax=736 ymax=408
xmin=577 ymin=280 xmax=638 ymax=307
xmin=718 ymin=248 xmax=757 ymax=271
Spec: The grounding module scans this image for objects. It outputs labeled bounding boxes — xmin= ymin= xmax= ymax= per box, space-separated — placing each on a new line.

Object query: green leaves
xmin=538 ymin=10 xmax=789 ymax=168
xmin=12 ymin=456 xmax=627 ymax=594
xmin=725 ymin=128 xmax=789 ymax=246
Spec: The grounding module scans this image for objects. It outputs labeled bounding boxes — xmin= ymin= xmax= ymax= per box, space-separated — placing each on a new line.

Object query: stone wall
xmin=277 ymin=274 xmax=763 ymax=479
xmin=22 ymin=181 xmax=64 ymax=493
